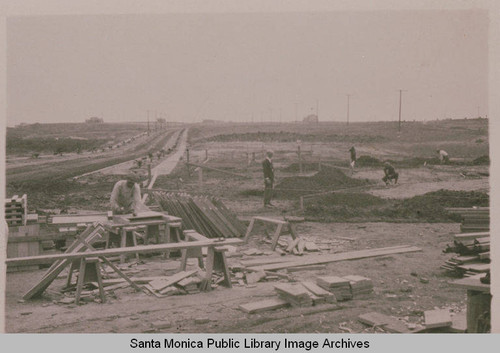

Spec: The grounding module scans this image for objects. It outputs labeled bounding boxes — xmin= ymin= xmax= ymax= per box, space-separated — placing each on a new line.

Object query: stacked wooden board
xmin=274 ymin=283 xmax=313 ymax=307
xmin=5 ymin=194 xmax=28 ymax=227
xmin=442 ymin=231 xmax=490 ymax=277
xmin=7 ymin=224 xmax=42 ymax=272
xmin=445 ymin=207 xmax=489 ymax=233
xmin=317 ymin=276 xmax=353 ymax=301
xmin=343 ymin=275 xmax=374 ymax=296
xmin=152 ymin=192 xmax=246 ymax=238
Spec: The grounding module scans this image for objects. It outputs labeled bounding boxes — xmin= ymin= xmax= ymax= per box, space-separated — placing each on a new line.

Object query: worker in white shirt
xmin=436 ymin=149 xmax=449 ymax=164
xmin=110 ymin=173 xmax=148 ymax=215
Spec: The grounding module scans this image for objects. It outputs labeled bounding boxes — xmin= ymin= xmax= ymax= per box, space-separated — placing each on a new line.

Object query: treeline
xmin=6 ymin=135 xmax=106 ymax=154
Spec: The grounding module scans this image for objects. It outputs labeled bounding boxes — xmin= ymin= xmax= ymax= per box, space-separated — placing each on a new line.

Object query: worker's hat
xmin=126 ymin=173 xmax=140 ymax=183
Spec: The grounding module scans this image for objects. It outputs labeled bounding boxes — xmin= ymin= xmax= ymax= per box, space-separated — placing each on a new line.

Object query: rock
xmin=420 ymin=277 xmax=429 ymax=284
xmin=410 ymin=272 xmax=418 ymax=277
xmin=17 ymin=299 xmax=25 ymax=304
xmin=20 ymin=312 xmax=33 ymax=316
xmin=195 ymin=317 xmax=210 ymax=324
xmin=130 ymin=316 xmax=140 ymax=321
xmin=151 ymin=320 xmax=172 ymax=329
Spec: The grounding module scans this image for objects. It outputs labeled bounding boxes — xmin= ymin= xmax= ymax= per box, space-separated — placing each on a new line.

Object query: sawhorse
xmin=244 ymin=216 xmax=297 ymax=250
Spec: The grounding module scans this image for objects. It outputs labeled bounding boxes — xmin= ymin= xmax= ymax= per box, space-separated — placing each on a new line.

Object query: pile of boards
xmin=442 ymin=231 xmax=490 ymax=277
xmin=5 ymin=194 xmax=28 ymax=227
xmin=143 ymin=270 xmax=204 ymax=297
xmin=239 ymin=275 xmax=373 ymax=313
xmin=153 ymin=192 xmax=246 ymax=238
xmin=446 ymin=207 xmax=489 ymax=233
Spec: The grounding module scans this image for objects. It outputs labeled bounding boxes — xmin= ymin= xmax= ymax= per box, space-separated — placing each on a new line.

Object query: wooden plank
xmin=150 ymin=270 xmax=197 ymax=292
xmin=239 ymin=298 xmax=290 ymax=314
xmin=449 ymin=274 xmax=490 ymax=292
xmin=301 ymin=281 xmax=336 ymax=299
xmin=248 ymin=245 xmax=422 ymax=272
xmin=358 ymin=312 xmax=393 ymax=327
xmin=8 ymin=238 xmax=244 ymax=266
xmin=454 ymin=232 xmax=489 ymax=241
xmin=424 ymin=309 xmax=452 ymax=329
xmin=253 ymin=216 xmax=287 ymax=225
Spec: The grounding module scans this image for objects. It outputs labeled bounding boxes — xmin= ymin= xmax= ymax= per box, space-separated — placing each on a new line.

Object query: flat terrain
xmin=4 ymin=118 xmax=489 ymax=333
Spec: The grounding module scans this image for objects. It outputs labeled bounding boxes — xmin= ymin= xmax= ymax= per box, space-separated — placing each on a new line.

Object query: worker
xmin=349 ymin=146 xmax=357 ymax=171
xmin=437 ymin=149 xmax=449 ymax=164
xmin=110 ymin=173 xmax=147 ymax=215
xmin=262 ymin=150 xmax=275 ymax=207
xmin=382 ymin=162 xmax=399 ymax=186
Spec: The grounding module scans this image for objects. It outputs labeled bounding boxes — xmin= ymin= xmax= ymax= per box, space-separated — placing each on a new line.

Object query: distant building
xmin=86 ymin=117 xmax=104 ymax=124
xmin=303 ymin=114 xmax=318 ymax=123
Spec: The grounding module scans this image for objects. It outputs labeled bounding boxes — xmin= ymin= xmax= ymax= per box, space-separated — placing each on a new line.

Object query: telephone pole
xmin=398 ymin=89 xmax=406 ymax=132
xmin=346 ymin=94 xmax=351 ymax=126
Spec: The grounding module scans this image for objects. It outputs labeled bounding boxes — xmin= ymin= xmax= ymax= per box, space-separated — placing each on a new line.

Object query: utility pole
xmin=398 ymin=89 xmax=406 ymax=132
xmin=295 ymin=102 xmax=298 ymax=122
xmin=346 ymin=94 xmax=351 ymax=126
xmin=316 ymin=100 xmax=319 ymax=121
xmin=147 ymin=110 xmax=150 ymax=133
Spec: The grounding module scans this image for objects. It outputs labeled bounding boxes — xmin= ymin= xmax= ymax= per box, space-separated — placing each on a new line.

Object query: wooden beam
xmin=7 ymin=238 xmax=244 ymax=266
xmin=246 ymin=245 xmax=422 ymax=272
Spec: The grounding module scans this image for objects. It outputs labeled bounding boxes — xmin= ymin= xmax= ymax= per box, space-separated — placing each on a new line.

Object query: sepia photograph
xmin=1 ymin=1 xmax=496 ymax=337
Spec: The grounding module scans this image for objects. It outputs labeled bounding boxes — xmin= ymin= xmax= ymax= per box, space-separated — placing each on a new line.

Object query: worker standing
xmin=437 ymin=149 xmax=449 ymax=164
xmin=382 ymin=162 xmax=399 ymax=186
xmin=262 ymin=150 xmax=275 ymax=208
xmin=349 ymin=146 xmax=357 ymax=172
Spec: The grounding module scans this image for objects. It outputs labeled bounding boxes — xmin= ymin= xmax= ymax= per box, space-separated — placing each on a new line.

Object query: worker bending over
xmin=382 ymin=162 xmax=399 ymax=186
xmin=437 ymin=149 xmax=449 ymax=164
xmin=110 ymin=173 xmax=148 ymax=215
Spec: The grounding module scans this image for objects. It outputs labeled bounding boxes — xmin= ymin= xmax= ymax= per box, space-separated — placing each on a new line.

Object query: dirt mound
xmin=356 ymin=155 xmax=383 ymax=167
xmin=275 ymin=166 xmax=370 ymax=198
xmin=282 ymin=162 xmax=321 ymax=173
xmin=204 ymin=131 xmax=386 ymax=143
xmin=304 ymin=189 xmax=489 ymax=222
xmin=471 ymin=155 xmax=489 ymax=165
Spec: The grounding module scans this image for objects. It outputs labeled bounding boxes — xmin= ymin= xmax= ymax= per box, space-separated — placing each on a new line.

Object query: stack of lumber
xmin=317 ymin=276 xmax=352 ymax=301
xmin=152 ymin=192 xmax=246 ymax=238
xmin=445 ymin=207 xmax=489 ymax=233
xmin=177 ymin=276 xmax=202 ymax=294
xmin=5 ymin=194 xmax=28 ymax=227
xmin=7 ymin=224 xmax=42 ymax=272
xmin=274 ymin=283 xmax=313 ymax=307
xmin=301 ymin=281 xmax=337 ymax=304
xmin=441 ymin=232 xmax=490 ymax=277
xmin=344 ymin=275 xmax=374 ymax=296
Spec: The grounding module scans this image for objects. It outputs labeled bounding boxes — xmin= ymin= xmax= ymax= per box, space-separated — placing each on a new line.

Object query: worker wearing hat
xmin=263 ymin=150 xmax=275 ymax=207
xmin=382 ymin=161 xmax=399 ymax=186
xmin=110 ymin=173 xmax=144 ymax=215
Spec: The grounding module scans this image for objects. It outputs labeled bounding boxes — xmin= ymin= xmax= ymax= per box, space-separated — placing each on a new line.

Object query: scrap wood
xmin=424 ymin=309 xmax=452 ymax=329
xmin=247 ymin=245 xmax=422 ymax=272
xmin=239 ymin=298 xmax=290 ymax=314
xmin=149 ymin=270 xmax=197 ymax=291
xmin=286 ymin=265 xmax=326 ymax=272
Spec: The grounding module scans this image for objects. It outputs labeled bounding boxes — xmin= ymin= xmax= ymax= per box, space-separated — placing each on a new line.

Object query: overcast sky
xmin=7 ymin=10 xmax=488 ymax=125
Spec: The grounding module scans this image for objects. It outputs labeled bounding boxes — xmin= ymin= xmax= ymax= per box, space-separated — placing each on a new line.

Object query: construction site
xmin=3 ymin=118 xmax=491 ymax=333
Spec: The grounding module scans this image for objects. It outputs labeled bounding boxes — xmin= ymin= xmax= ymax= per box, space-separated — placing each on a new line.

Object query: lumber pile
xmin=343 ymin=275 xmax=374 ymax=296
xmin=5 ymin=194 xmax=28 ymax=227
xmin=152 ymin=192 xmax=246 ymax=238
xmin=442 ymin=232 xmax=490 ymax=277
xmin=317 ymin=276 xmax=353 ymax=301
xmin=274 ymin=283 xmax=313 ymax=307
xmin=445 ymin=207 xmax=489 ymax=233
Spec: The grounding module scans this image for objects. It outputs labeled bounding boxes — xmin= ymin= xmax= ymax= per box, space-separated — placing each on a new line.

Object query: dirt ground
xmin=5 ymin=222 xmax=465 ymax=333
xmin=4 ymin=119 xmax=489 ymax=333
